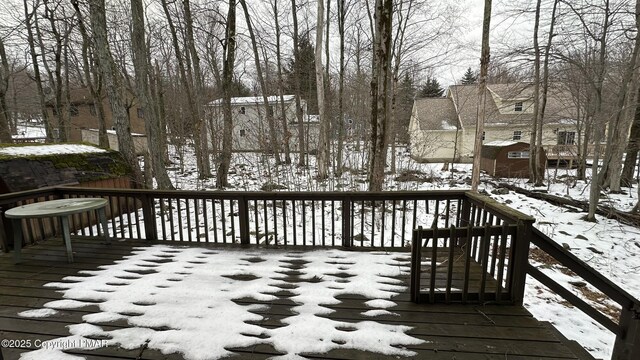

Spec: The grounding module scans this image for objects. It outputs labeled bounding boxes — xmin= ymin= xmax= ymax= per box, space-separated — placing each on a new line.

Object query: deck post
xmin=511 ymin=218 xmax=534 ymax=304
xmin=612 ymin=306 xmax=640 ymax=360
xmin=140 ymin=194 xmax=158 ymax=241
xmin=410 ymin=228 xmax=422 ymax=303
xmin=238 ymin=196 xmax=250 ymax=244
xmin=341 ymin=196 xmax=351 ymax=247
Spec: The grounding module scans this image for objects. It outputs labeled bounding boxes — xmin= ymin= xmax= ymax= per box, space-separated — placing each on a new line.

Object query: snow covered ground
xmin=10 ymin=135 xmax=640 ymax=359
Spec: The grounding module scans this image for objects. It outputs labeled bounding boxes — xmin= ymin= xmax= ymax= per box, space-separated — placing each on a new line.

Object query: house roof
xmin=444 ymin=83 xmax=577 ymax=129
xmin=207 ymin=95 xmax=296 ymax=107
xmin=412 ymin=97 xmax=459 ymax=130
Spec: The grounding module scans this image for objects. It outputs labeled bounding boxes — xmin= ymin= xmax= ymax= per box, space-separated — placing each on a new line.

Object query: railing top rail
xmin=0 ymin=187 xmax=59 ymax=206
xmin=464 ymin=191 xmax=535 ymax=223
xmin=58 ymin=186 xmax=470 ymax=201
xmin=531 ymin=227 xmax=640 ymax=310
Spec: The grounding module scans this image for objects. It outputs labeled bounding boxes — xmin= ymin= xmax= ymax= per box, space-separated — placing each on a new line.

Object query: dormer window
xmin=514 ymin=102 xmax=523 ymax=112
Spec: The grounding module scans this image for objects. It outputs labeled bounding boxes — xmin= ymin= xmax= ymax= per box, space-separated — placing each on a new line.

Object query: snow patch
xmin=0 ymin=144 xmax=107 ymax=156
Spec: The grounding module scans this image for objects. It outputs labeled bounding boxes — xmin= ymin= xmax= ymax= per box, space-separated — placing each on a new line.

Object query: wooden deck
xmin=0 ymin=238 xmax=594 ymax=360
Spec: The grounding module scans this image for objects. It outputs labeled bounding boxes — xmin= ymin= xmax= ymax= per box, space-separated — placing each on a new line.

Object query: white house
xmin=408 ymin=83 xmax=581 ymax=164
xmin=206 ymin=95 xmax=319 ymax=153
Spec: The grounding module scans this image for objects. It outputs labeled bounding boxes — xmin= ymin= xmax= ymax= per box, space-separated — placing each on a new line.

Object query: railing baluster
xmin=292 ymin=201 xmax=297 ymax=245
xmin=282 ymin=200 xmax=287 ymax=245
xmin=264 ymin=200 xmax=269 ymax=245
xmin=186 ymin=199 xmax=193 ymax=242
xmin=401 ymin=200 xmax=407 ymax=247
xmin=446 ymin=226 xmax=455 ymax=303
xmin=159 ymin=198 xmax=166 ymax=241
xmin=302 ymin=200 xmax=307 ymax=245
xmin=194 ymin=199 xmax=201 ymax=242
xmin=479 ymin=223 xmax=491 ymax=303
xmin=212 ymin=199 xmax=219 ymax=243
xmin=203 ymin=199 xmax=209 ymax=243
xmin=238 ymin=197 xmax=249 ymax=245
xmin=462 ymin=222 xmax=472 ymax=303
xmin=230 ymin=199 xmax=237 ymax=243
xmin=496 ymin=223 xmax=509 ymax=301
xmin=311 ymin=200 xmax=316 ymax=246
xmin=430 ymin=226 xmax=438 ymax=304
xmin=220 ymin=200 xmax=227 ymax=243
xmin=391 ymin=200 xmax=396 ymax=247
xmin=272 ymin=200 xmax=278 ymax=245
xmin=177 ymin=199 xmax=184 ymax=242
xmin=370 ymin=201 xmax=375 ymax=247
xmin=253 ymin=199 xmax=260 ymax=243
xmin=321 ymin=200 xmax=325 ymax=246
xmin=380 ymin=200 xmax=386 ymax=246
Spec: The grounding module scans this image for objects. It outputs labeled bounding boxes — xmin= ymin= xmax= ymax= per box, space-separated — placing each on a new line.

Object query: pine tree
xmin=461 ymin=67 xmax=478 ymax=84
xmin=419 ymin=78 xmax=444 ymax=97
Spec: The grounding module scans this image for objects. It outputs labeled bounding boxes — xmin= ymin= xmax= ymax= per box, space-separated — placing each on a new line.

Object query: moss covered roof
xmin=0 ymin=143 xmax=132 ymax=193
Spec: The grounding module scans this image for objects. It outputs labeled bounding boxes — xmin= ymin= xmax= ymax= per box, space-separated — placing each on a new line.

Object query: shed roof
xmin=481 ymin=141 xmax=530 ymax=159
xmin=0 ymin=144 xmax=132 ymax=193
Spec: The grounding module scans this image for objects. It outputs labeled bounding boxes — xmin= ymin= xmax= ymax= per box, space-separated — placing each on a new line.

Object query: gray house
xmin=206 ymin=95 xmax=319 ymax=153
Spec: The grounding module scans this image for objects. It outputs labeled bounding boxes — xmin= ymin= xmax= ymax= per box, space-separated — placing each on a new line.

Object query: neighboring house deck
xmin=409 ymin=84 xmax=583 ymax=165
xmin=0 ymin=188 xmax=637 ymax=359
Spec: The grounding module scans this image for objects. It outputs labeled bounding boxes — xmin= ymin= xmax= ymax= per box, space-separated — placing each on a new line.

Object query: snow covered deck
xmin=0 ymin=238 xmax=591 ymax=360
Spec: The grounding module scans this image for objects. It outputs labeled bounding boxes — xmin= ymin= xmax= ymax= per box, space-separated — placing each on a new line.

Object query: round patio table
xmin=5 ymin=198 xmax=111 ymax=263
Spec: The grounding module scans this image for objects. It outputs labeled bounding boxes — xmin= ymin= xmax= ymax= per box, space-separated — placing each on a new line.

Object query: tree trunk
xmin=336 ymin=0 xmax=346 ymax=176
xmin=471 ymin=0 xmax=492 ymax=192
xmin=23 ymin=0 xmax=54 ymax=142
xmin=368 ymin=0 xmax=393 ymax=192
xmin=131 ymin=0 xmax=173 ymax=189
xmin=621 ymin=88 xmax=640 ymax=187
xmin=217 ymin=0 xmax=237 ymax=188
xmin=291 ymin=0 xmax=306 ymax=166
xmin=89 ymin=0 xmax=143 ymax=186
xmin=602 ymin=0 xmax=640 ymax=192
xmin=182 ymin=0 xmax=211 ymax=178
xmin=239 ymin=0 xmax=281 ymax=163
xmin=273 ymin=0 xmax=292 ymax=164
xmin=160 ymin=0 xmax=210 ymax=178
xmin=586 ymin=0 xmax=611 ymax=222
xmin=316 ymin=0 xmax=329 ymax=179
xmin=529 ymin=0 xmax=541 ymax=185
xmin=0 ymin=37 xmax=12 ymax=143
xmin=71 ymin=0 xmax=109 ymax=148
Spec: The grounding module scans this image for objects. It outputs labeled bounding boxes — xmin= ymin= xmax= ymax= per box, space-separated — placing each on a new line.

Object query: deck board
xmin=0 ymin=238 xmax=590 ymax=360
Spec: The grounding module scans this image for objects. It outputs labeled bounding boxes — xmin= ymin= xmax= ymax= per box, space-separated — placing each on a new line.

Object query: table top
xmin=4 ymin=198 xmax=108 ymax=219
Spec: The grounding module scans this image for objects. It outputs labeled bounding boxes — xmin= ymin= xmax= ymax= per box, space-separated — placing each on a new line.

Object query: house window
xmin=512 ymin=130 xmax=522 ymax=140
xmin=70 ymin=105 xmax=79 ymax=117
xmin=239 ymin=129 xmax=246 ymax=137
xmin=90 ymin=104 xmax=97 ymax=116
xmin=508 ymin=151 xmax=529 ymax=159
xmin=482 ymin=131 xmax=485 ymax=140
xmin=137 ymin=108 xmax=144 ymax=119
xmin=514 ymin=102 xmax=523 ymax=112
xmin=558 ymin=131 xmax=576 ymax=145
xmin=239 ymin=106 xmax=246 ymax=114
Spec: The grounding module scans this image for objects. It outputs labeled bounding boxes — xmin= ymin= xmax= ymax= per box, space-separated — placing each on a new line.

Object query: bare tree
xmin=239 ymin=0 xmax=281 ymax=164
xmin=23 ymin=0 xmax=54 ymax=141
xmin=130 ymin=0 xmax=173 ymax=189
xmin=217 ymin=0 xmax=237 ymax=188
xmin=368 ymin=0 xmax=393 ymax=192
xmin=316 ymin=0 xmax=329 ymax=179
xmin=471 ymin=0 xmax=492 ymax=192
xmin=88 ymin=0 xmax=143 ymax=185
xmin=291 ymin=0 xmax=306 ymax=167
xmin=272 ymin=0 xmax=292 ymax=164
xmin=0 ymin=36 xmax=12 ymax=142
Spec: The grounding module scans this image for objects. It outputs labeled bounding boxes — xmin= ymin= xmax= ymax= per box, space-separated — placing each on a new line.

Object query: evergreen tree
xmin=461 ymin=67 xmax=478 ymax=84
xmin=419 ymin=77 xmax=444 ymax=98
xmin=285 ymin=37 xmax=318 ymax=114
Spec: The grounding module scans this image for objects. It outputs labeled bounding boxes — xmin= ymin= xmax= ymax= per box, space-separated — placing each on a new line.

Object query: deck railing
xmin=0 ymin=185 xmax=638 ymax=358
